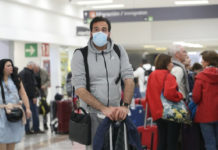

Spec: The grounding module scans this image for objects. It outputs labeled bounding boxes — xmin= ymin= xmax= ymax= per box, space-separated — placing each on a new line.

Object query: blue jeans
xmin=25 ymin=99 xmax=40 ymax=132
xmin=200 ymin=121 xmax=218 ymax=150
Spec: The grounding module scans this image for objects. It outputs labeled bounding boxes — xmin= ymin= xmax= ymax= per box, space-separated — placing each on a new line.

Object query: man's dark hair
xmin=154 ymin=53 xmax=172 ymax=70
xmin=191 ymin=63 xmax=203 ymax=71
xmin=142 ymin=59 xmax=148 ymax=64
xmin=90 ymin=16 xmax=111 ymax=32
xmin=200 ymin=50 xmax=218 ymax=67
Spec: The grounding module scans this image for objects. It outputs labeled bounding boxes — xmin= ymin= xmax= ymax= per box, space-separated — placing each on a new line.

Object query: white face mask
xmin=92 ymin=32 xmax=108 ymax=47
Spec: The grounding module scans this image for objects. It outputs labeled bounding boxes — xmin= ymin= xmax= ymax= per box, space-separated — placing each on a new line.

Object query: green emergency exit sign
xmin=25 ymin=43 xmax=37 ymax=57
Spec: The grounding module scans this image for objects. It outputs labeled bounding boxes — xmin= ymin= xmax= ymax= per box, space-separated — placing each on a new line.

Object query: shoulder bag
xmin=161 ymin=73 xmax=191 ymax=124
xmin=1 ymin=81 xmax=23 ymax=122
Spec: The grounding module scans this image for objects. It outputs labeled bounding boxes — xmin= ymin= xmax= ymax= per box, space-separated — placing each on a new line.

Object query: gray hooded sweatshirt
xmin=71 ymin=39 xmax=133 ymax=113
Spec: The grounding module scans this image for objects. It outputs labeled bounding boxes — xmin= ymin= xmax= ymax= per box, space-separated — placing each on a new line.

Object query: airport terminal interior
xmin=0 ymin=0 xmax=218 ymax=149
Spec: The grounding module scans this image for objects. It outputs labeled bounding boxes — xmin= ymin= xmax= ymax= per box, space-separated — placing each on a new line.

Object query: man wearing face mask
xmin=71 ymin=16 xmax=135 ymax=149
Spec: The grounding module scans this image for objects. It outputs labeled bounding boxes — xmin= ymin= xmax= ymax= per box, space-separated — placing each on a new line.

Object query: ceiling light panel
xmin=76 ymin=0 xmax=113 ymax=5
xmin=175 ymin=0 xmax=209 ymax=5
xmin=173 ymin=41 xmax=203 ymax=48
xmin=91 ymin=4 xmax=124 ymax=9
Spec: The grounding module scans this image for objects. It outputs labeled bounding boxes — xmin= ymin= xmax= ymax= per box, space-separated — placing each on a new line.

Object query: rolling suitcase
xmin=129 ymin=104 xmax=145 ymax=127
xmin=135 ymin=98 xmax=152 ymax=118
xmin=50 ymin=100 xmax=58 ymax=133
xmin=135 ymin=98 xmax=146 ymax=109
xmin=109 ymin=122 xmax=128 ymax=150
xmin=56 ymin=99 xmax=73 ymax=134
xmin=137 ymin=103 xmax=158 ymax=150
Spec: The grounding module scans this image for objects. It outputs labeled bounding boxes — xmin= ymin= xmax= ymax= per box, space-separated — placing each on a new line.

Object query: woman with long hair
xmin=0 ymin=59 xmax=31 ymax=150
xmin=146 ymin=53 xmax=183 ymax=150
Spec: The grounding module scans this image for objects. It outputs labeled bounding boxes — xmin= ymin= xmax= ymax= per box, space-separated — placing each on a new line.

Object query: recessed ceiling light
xmin=156 ymin=47 xmax=167 ymax=51
xmin=143 ymin=45 xmax=156 ymax=49
xmin=175 ymin=0 xmax=209 ymax=5
xmin=76 ymin=0 xmax=113 ymax=5
xmin=91 ymin=4 xmax=124 ymax=9
xmin=173 ymin=41 xmax=203 ymax=48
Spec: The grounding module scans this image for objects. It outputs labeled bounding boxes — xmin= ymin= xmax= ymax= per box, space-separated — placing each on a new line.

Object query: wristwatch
xmin=123 ymin=102 xmax=130 ymax=108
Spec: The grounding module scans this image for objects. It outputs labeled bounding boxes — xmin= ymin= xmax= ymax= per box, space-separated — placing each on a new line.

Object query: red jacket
xmin=146 ymin=70 xmax=183 ymax=121
xmin=192 ymin=67 xmax=218 ymax=123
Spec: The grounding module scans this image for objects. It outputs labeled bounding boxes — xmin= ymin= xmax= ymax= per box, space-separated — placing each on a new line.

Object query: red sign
xmin=41 ymin=43 xmax=49 ymax=57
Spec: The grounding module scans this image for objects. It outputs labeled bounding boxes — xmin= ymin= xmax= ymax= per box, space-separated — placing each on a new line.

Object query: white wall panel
xmin=0 ymin=40 xmax=10 ymax=59
xmin=111 ymin=18 xmax=218 ymax=50
xmin=0 ymin=1 xmax=88 ymax=47
xmin=151 ymin=19 xmax=218 ymax=41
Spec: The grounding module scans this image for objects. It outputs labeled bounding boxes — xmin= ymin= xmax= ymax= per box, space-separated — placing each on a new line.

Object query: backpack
xmin=38 ymin=96 xmax=50 ymax=115
xmin=74 ymin=44 xmax=121 ymax=92
xmin=142 ymin=65 xmax=152 ymax=85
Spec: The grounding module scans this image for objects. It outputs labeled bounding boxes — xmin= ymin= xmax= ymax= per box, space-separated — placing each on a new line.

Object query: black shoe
xmin=34 ymin=130 xmax=45 ymax=134
xmin=44 ymin=124 xmax=48 ymax=130
xmin=26 ymin=131 xmax=34 ymax=135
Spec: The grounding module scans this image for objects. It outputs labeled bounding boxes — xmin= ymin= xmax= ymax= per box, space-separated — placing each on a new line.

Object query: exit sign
xmin=25 ymin=43 xmax=37 ymax=57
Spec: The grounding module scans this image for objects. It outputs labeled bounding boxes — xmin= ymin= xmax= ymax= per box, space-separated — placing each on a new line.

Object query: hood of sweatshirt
xmin=196 ymin=67 xmax=218 ymax=84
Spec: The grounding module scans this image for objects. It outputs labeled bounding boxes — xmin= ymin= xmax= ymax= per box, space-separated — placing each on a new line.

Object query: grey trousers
xmin=86 ymin=113 xmax=103 ymax=150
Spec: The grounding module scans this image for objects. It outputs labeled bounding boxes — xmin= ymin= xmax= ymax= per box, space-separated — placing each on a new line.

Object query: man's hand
xmin=26 ymin=108 xmax=32 ymax=119
xmin=101 ymin=106 xmax=129 ymax=121
xmin=114 ymin=106 xmax=129 ymax=121
xmin=101 ymin=106 xmax=118 ymax=121
xmin=33 ymin=98 xmax=37 ymax=104
xmin=41 ymin=85 xmax=46 ymax=90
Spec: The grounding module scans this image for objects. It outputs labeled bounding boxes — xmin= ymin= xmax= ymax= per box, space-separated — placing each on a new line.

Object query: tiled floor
xmin=15 ymin=131 xmax=86 ymax=150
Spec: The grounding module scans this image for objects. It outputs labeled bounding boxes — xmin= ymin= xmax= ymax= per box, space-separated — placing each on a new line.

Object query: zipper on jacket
xmin=102 ymin=51 xmax=110 ymax=106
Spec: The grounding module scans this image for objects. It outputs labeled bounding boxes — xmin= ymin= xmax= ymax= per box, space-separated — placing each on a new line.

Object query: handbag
xmin=69 ymin=107 xmax=91 ymax=145
xmin=161 ymin=92 xmax=191 ymax=124
xmin=4 ymin=107 xmax=23 ymax=122
xmin=160 ymin=73 xmax=191 ymax=124
xmin=1 ymin=81 xmax=23 ymax=122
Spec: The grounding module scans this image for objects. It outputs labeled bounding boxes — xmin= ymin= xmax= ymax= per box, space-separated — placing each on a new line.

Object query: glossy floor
xmin=15 ymin=131 xmax=86 ymax=150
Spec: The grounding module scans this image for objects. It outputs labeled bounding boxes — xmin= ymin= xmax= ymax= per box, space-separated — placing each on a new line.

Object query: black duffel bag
xmin=69 ymin=107 xmax=91 ymax=145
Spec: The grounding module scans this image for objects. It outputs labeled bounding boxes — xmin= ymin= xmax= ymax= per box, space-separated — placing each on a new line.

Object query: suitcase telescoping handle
xmin=109 ymin=122 xmax=128 ymax=150
xmin=144 ymin=101 xmax=153 ymax=128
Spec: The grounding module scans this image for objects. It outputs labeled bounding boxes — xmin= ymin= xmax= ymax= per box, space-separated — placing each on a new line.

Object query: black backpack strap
xmin=113 ymin=44 xmax=121 ymax=84
xmin=74 ymin=44 xmax=120 ymax=90
xmin=113 ymin=44 xmax=120 ymax=58
xmin=74 ymin=46 xmax=90 ymax=92
xmin=142 ymin=65 xmax=152 ymax=76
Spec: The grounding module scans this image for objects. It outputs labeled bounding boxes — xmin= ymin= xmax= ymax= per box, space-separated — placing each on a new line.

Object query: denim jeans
xmin=25 ymin=99 xmax=40 ymax=132
xmin=200 ymin=121 xmax=218 ymax=150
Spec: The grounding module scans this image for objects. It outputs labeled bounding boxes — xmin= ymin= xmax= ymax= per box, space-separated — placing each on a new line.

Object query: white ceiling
xmin=2 ymin=0 xmax=218 ymax=51
xmin=70 ymin=0 xmax=218 ymax=10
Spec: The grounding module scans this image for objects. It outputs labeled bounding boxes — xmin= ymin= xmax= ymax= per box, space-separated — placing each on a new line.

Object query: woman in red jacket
xmin=146 ymin=53 xmax=183 ymax=150
xmin=192 ymin=51 xmax=218 ymax=150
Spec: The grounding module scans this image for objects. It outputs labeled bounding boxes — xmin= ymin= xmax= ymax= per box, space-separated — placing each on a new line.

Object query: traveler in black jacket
xmin=19 ymin=61 xmax=44 ymax=134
